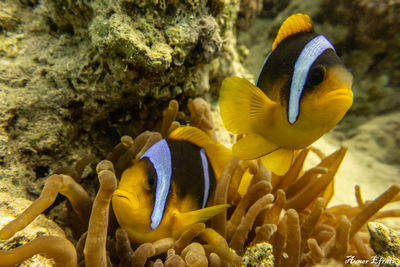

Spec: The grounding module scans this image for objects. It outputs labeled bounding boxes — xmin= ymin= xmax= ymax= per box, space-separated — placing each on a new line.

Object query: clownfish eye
xmin=147 ymin=175 xmax=155 ymax=189
xmin=144 ymin=174 xmax=156 ymax=190
xmin=141 ymin=158 xmax=157 ymax=190
xmin=308 ymin=65 xmax=325 ymax=86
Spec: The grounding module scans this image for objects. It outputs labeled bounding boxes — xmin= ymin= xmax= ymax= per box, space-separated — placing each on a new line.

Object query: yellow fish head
xmin=301 ymin=64 xmax=353 ymax=130
xmin=112 ymin=160 xmax=157 ymax=243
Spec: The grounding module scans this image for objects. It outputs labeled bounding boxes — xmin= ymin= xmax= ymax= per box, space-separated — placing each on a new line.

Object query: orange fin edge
xmin=272 ymin=13 xmax=314 ymax=50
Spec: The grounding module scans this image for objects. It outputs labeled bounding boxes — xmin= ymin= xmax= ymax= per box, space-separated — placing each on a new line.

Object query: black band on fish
xmin=255 ymin=52 xmax=271 ymax=86
xmin=288 ymin=35 xmax=335 ymax=124
xmin=140 ymin=139 xmax=172 ymax=230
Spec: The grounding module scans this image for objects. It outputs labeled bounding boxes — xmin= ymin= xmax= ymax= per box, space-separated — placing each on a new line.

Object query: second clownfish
xmin=219 ymin=13 xmax=353 ymax=175
xmin=112 ymin=126 xmax=232 ymax=243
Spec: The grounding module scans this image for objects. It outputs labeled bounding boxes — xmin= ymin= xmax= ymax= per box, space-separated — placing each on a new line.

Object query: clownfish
xmin=112 ymin=126 xmax=232 ymax=243
xmin=219 ymin=13 xmax=353 ymax=175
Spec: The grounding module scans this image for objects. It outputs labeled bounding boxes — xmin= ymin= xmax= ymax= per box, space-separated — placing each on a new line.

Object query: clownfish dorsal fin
xmin=272 ymin=13 xmax=314 ymax=50
xmin=168 ymin=126 xmax=232 ymax=179
xmin=168 ymin=126 xmax=212 ymax=148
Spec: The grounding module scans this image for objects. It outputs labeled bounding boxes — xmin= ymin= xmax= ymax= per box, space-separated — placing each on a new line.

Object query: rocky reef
xmin=368 ymin=222 xmax=400 ymax=267
xmin=368 ymin=222 xmax=400 ymax=266
xmin=0 ymin=0 xmax=248 ymax=199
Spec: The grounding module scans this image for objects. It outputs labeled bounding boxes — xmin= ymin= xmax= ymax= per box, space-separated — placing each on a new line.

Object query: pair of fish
xmin=112 ymin=13 xmax=353 ymax=243
xmin=219 ymin=13 xmax=353 ymax=175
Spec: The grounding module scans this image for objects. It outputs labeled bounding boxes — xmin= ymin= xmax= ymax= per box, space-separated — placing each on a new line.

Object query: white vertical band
xmin=141 ymin=139 xmax=172 ymax=230
xmin=288 ymin=35 xmax=335 ymax=124
xmin=199 ymin=148 xmax=210 ymax=209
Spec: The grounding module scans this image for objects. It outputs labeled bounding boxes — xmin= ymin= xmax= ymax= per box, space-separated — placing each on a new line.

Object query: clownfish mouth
xmin=328 ymin=89 xmax=352 ymax=97
xmin=322 ymin=88 xmax=353 ymax=103
xmin=113 ymin=189 xmax=140 ymax=210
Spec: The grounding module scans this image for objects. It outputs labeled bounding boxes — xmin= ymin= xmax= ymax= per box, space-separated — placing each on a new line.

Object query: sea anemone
xmin=0 ymin=98 xmax=399 ymax=266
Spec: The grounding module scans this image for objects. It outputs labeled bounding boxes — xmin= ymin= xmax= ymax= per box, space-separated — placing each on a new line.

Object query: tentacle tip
xmin=96 ymin=160 xmax=115 ymax=174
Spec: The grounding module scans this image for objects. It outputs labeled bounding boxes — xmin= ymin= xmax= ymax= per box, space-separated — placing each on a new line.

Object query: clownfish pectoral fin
xmin=260 ymin=148 xmax=294 ymax=176
xmin=272 ymin=13 xmax=314 ymax=50
xmin=232 ymin=133 xmax=279 ymax=160
xmin=169 ymin=126 xmax=233 ymax=178
xmin=178 ymin=204 xmax=230 ymax=228
xmin=219 ymin=77 xmax=277 ymax=135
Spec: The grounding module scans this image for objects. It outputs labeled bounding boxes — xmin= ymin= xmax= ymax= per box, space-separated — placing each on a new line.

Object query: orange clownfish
xmin=112 ymin=126 xmax=232 ymax=243
xmin=219 ymin=13 xmax=353 ymax=175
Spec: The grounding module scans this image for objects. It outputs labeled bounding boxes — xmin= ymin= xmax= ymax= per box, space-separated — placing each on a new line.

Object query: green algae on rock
xmin=0 ymin=1 xmax=250 ymax=264
xmin=0 ymin=0 xmax=249 ymax=212
xmin=90 ymin=12 xmax=174 ymax=73
xmin=242 ymin=242 xmax=274 ymax=267
xmin=368 ymin=222 xmax=400 ymax=267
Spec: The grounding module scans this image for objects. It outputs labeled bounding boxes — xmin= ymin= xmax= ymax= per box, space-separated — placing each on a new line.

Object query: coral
xmin=368 ymin=222 xmax=400 ymax=266
xmin=237 ymin=0 xmax=263 ymax=30
xmin=188 ymin=98 xmax=217 ymax=142
xmin=0 ymin=2 xmax=20 ymax=33
xmin=260 ymin=0 xmax=290 ymax=18
xmin=44 ymin=0 xmax=93 ymax=33
xmin=0 ymin=0 xmax=249 ymax=208
xmin=242 ymin=242 xmax=274 ymax=266
xmin=0 ymin=98 xmax=399 ymax=267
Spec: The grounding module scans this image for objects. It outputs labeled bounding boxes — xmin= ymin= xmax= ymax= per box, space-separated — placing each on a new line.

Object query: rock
xmin=0 ymin=0 xmax=249 ymax=202
xmin=210 ymin=102 xmax=234 ymax=148
xmin=260 ymin=0 xmax=290 ymax=18
xmin=237 ymin=0 xmax=263 ymax=30
xmin=368 ymin=222 xmax=400 ymax=267
xmin=337 ymin=112 xmax=400 ymax=166
xmin=242 ymin=242 xmax=274 ymax=266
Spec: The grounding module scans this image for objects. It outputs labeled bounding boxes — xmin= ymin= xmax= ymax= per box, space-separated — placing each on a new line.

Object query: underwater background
xmin=0 ymin=0 xmax=399 ymax=266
